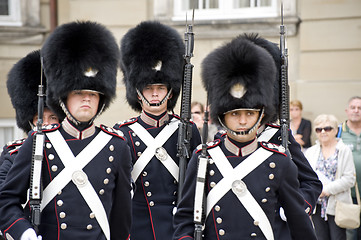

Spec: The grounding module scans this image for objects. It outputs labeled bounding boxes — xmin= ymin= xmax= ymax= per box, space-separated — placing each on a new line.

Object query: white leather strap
xmin=129 ymin=118 xmax=179 ymax=182
xmin=193 ymin=155 xmax=208 ymax=223
xmin=206 ymin=146 xmax=274 ymax=240
xmin=258 ymin=126 xmax=278 ymax=142
xmin=41 ymin=130 xmax=112 ymax=240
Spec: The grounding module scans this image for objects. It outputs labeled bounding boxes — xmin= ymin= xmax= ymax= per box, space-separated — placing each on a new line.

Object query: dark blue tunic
xmin=0 ymin=120 xmax=132 ymax=240
xmin=114 ymin=112 xmax=201 ymax=240
xmin=173 ymin=137 xmax=317 ymax=240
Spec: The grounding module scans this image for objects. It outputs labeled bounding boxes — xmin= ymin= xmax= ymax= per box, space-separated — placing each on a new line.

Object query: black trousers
xmin=312 ymin=204 xmax=346 ymax=240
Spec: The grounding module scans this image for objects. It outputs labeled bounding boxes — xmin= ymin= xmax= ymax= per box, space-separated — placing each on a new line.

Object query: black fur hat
xmin=244 ymin=33 xmax=281 ymax=123
xmin=202 ymin=34 xmax=278 ymax=125
xmin=7 ymin=50 xmax=44 ymax=132
xmin=120 ymin=21 xmax=184 ymax=112
xmin=42 ymin=21 xmax=119 ymax=120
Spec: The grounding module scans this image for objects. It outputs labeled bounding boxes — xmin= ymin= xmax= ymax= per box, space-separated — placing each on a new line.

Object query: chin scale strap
xmin=218 ymin=108 xmax=264 ymax=136
xmin=136 ymin=88 xmax=172 ymax=107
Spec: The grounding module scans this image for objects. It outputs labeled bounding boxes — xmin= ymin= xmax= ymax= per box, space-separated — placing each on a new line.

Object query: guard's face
xmin=139 ymin=84 xmax=171 ymax=115
xmin=345 ymin=98 xmax=361 ymax=123
xmin=32 ymin=107 xmax=59 ymax=126
xmin=224 ymin=109 xmax=261 ymax=142
xmin=66 ymin=90 xmax=100 ymax=122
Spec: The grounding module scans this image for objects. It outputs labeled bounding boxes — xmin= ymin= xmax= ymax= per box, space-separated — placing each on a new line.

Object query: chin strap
xmin=218 ymin=108 xmax=264 ymax=136
xmin=136 ymin=88 xmax=172 ymax=107
xmin=59 ymin=99 xmax=105 ymax=126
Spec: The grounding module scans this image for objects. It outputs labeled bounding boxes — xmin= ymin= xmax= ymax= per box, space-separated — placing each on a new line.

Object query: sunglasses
xmin=315 ymin=126 xmax=333 ymax=133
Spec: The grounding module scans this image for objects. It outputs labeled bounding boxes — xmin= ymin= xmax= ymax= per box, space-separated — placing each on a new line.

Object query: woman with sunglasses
xmin=305 ymin=114 xmax=356 ymax=240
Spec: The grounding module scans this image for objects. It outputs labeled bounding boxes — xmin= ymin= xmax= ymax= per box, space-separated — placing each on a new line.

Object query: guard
xmin=173 ymin=34 xmax=317 ymax=239
xmin=0 ymin=21 xmax=132 ymax=240
xmin=214 ymin=34 xmax=322 ymax=239
xmin=0 ymin=50 xmax=61 ymax=186
xmin=113 ymin=21 xmax=201 ymax=240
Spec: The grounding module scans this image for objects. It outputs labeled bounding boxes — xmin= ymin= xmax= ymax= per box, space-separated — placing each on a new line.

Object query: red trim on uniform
xmin=265 ymin=123 xmax=280 ymax=128
xmin=3 ymin=217 xmax=26 ymax=235
xmin=140 ymin=175 xmax=157 ymax=239
xmin=126 ymin=234 xmax=131 ymax=240
xmin=128 ymin=131 xmax=137 ymax=160
xmin=117 ymin=118 xmax=138 ymax=127
xmin=9 ymin=149 xmax=19 ymax=155
xmin=260 ymin=142 xmax=287 ymax=157
xmin=195 ymin=139 xmax=221 ymax=154
xmin=304 ymin=199 xmax=313 ymax=216
xmin=211 ymin=209 xmax=221 ymax=240
xmin=178 ymin=236 xmax=193 ymax=239
xmin=100 ymin=125 xmax=126 ymax=140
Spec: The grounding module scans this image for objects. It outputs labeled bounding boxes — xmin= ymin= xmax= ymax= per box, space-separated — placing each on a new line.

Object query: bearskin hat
xmin=120 ymin=21 xmax=184 ymax=112
xmin=7 ymin=50 xmax=45 ymax=132
xmin=202 ymin=34 xmax=278 ymax=125
xmin=42 ymin=21 xmax=119 ymax=120
xmin=244 ymin=33 xmax=281 ymax=123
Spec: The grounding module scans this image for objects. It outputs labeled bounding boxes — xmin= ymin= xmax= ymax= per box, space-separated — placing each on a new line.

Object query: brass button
xmin=61 ymin=223 xmax=67 ymax=230
xmin=269 ymin=162 xmax=276 ymax=168
xmin=59 ymin=212 xmax=66 ymax=218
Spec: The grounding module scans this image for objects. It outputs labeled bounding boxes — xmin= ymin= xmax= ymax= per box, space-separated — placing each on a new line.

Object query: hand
xmin=294 ymin=134 xmax=305 ymax=146
xmin=319 ymin=190 xmax=330 ymax=198
xmin=20 ymin=228 xmax=42 ymax=240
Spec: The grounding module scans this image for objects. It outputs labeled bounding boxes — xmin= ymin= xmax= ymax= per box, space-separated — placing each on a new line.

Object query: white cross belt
xmin=207 ymin=146 xmax=274 ymax=240
xmin=129 ymin=118 xmax=180 ymax=182
xmin=42 ymin=130 xmax=112 ymax=240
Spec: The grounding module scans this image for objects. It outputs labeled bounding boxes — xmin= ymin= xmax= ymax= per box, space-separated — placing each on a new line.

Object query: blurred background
xmin=0 ymin=0 xmax=360 ymax=147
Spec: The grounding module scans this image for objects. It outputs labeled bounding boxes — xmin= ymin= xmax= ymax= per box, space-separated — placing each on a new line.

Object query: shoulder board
xmin=6 ymin=138 xmax=26 ymax=149
xmin=114 ymin=118 xmax=138 ymax=128
xmin=171 ymin=114 xmax=180 ymax=120
xmin=265 ymin=123 xmax=281 ymax=129
xmin=260 ymin=142 xmax=287 ymax=156
xmin=213 ymin=130 xmax=227 ymax=140
xmin=9 ymin=145 xmax=22 ymax=155
xmin=31 ymin=124 xmax=61 ymax=136
xmin=196 ymin=139 xmax=221 ymax=153
xmin=100 ymin=125 xmax=125 ymax=140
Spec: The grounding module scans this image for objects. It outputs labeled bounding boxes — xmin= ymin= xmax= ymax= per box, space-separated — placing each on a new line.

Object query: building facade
xmin=0 ymin=0 xmax=360 ymax=147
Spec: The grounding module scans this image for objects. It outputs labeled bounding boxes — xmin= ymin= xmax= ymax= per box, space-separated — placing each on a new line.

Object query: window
xmin=0 ymin=119 xmax=24 ymax=153
xmin=0 ymin=0 xmax=22 ymax=26
xmin=173 ymin=0 xmax=277 ymax=21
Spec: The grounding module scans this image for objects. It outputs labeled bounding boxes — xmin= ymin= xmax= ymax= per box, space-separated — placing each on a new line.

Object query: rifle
xmin=193 ymin=101 xmax=209 ymax=240
xmin=177 ymin=9 xmax=195 ymax=204
xmin=279 ymin=3 xmax=290 ymax=154
xmin=29 ymin=57 xmax=46 ymax=232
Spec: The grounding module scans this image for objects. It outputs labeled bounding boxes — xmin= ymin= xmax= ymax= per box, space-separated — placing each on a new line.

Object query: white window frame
xmin=173 ymin=0 xmax=278 ymax=21
xmin=0 ymin=119 xmax=24 ymax=153
xmin=0 ymin=0 xmax=22 ymax=26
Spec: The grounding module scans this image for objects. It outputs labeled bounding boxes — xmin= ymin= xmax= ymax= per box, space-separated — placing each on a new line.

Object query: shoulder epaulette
xmin=171 ymin=114 xmax=181 ymax=120
xmin=31 ymin=124 xmax=61 ymax=136
xmin=265 ymin=123 xmax=281 ymax=129
xmin=196 ymin=139 xmax=221 ymax=153
xmin=9 ymin=145 xmax=22 ymax=155
xmin=115 ymin=118 xmax=137 ymax=128
xmin=6 ymin=138 xmax=26 ymax=149
xmin=260 ymin=141 xmax=287 ymax=156
xmin=100 ymin=125 xmax=125 ymax=140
